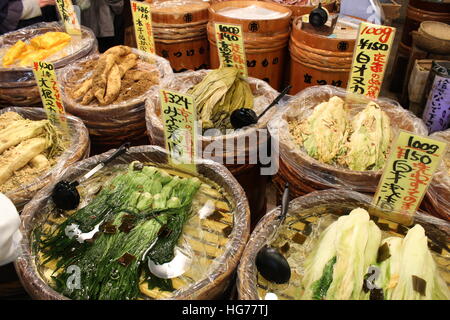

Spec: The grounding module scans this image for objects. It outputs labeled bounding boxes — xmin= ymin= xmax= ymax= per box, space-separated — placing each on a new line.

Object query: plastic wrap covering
xmin=268 ymin=85 xmax=429 ymax=196
xmin=145 ymin=69 xmax=279 ymax=164
xmin=424 ymin=129 xmax=450 ymax=221
xmin=0 ymin=107 xmax=89 ymax=210
xmin=58 ymin=48 xmax=173 ymax=145
xmin=0 ymin=22 xmax=97 ymax=106
xmin=15 ymin=145 xmax=250 ymax=300
xmin=237 ymin=189 xmax=450 ymax=300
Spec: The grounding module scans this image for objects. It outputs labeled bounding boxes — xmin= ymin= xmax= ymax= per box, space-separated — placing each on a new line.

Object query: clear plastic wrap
xmin=0 ymin=107 xmax=90 ymax=210
xmin=58 ymin=49 xmax=173 ymax=145
xmin=424 ymin=129 xmax=450 ymax=221
xmin=145 ymin=69 xmax=279 ymax=164
xmin=15 ymin=145 xmax=250 ymax=300
xmin=268 ymin=85 xmax=429 ymax=195
xmin=237 ymin=189 xmax=450 ymax=300
xmin=0 ymin=22 xmax=97 ymax=106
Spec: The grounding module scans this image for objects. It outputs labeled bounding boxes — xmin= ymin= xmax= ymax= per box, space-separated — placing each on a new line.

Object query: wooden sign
xmin=130 ymin=0 xmax=155 ymax=54
xmin=160 ymin=89 xmax=197 ymax=174
xmin=214 ymin=23 xmax=247 ymax=77
xmin=348 ymin=22 xmax=396 ymax=99
xmin=55 ymin=0 xmax=81 ymax=35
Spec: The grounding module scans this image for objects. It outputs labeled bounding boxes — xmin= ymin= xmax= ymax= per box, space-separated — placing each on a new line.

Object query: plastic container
xmin=15 ymin=145 xmax=250 ymax=300
xmin=0 ymin=22 xmax=97 ymax=107
xmin=237 ymin=189 xmax=450 ymax=300
xmin=268 ymin=85 xmax=428 ymax=198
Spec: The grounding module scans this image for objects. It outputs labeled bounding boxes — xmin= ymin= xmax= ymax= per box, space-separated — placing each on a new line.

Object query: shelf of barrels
xmin=0 ymin=0 xmax=449 ymax=300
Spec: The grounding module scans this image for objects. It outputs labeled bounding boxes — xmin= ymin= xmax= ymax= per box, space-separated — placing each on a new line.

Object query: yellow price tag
xmin=348 ymin=22 xmax=396 ymax=99
xmin=130 ymin=0 xmax=155 ymax=54
xmin=373 ymin=131 xmax=447 ymax=219
xmin=55 ymin=0 xmax=81 ymax=35
xmin=160 ymin=89 xmax=198 ymax=174
xmin=32 ymin=61 xmax=68 ymax=129
xmin=214 ymin=23 xmax=248 ymax=77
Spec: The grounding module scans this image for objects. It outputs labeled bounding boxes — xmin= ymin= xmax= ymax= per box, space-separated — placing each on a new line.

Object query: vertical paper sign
xmin=373 ymin=131 xmax=447 ymax=218
xmin=348 ymin=22 xmax=396 ymax=99
xmin=422 ymin=75 xmax=450 ymax=134
xmin=55 ymin=0 xmax=81 ymax=35
xmin=33 ymin=61 xmax=68 ymax=129
xmin=214 ymin=23 xmax=247 ymax=77
xmin=160 ymin=89 xmax=197 ymax=174
xmin=130 ymin=0 xmax=155 ymax=54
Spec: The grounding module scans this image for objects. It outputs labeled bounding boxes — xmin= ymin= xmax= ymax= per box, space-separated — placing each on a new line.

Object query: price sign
xmin=33 ymin=61 xmax=68 ymax=129
xmin=214 ymin=23 xmax=247 ymax=77
xmin=55 ymin=0 xmax=81 ymax=35
xmin=348 ymin=22 xmax=396 ymax=99
xmin=130 ymin=0 xmax=155 ymax=54
xmin=160 ymin=89 xmax=197 ymax=174
xmin=373 ymin=131 xmax=447 ymax=218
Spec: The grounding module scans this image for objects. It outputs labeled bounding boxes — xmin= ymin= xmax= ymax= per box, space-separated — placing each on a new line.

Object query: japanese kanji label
xmin=373 ymin=131 xmax=447 ymax=219
xmin=214 ymin=23 xmax=247 ymax=77
xmin=160 ymin=89 xmax=197 ymax=174
xmin=130 ymin=0 xmax=155 ymax=54
xmin=55 ymin=0 xmax=81 ymax=35
xmin=33 ymin=61 xmax=68 ymax=129
xmin=348 ymin=22 xmax=396 ymax=99
xmin=422 ymin=74 xmax=450 ymax=134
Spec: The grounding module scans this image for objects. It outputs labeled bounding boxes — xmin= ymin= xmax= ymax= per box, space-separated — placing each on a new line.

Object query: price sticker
xmin=33 ymin=61 xmax=68 ymax=129
xmin=160 ymin=89 xmax=198 ymax=174
xmin=55 ymin=0 xmax=81 ymax=35
xmin=214 ymin=23 xmax=247 ymax=77
xmin=348 ymin=22 xmax=396 ymax=99
xmin=373 ymin=131 xmax=447 ymax=220
xmin=130 ymin=0 xmax=155 ymax=54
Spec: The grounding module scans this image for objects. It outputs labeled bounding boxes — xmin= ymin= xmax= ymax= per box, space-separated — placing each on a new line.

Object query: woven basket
xmin=423 ymin=130 xmax=450 ymax=221
xmin=237 ymin=189 xmax=450 ymax=300
xmin=59 ymin=49 xmax=173 ymax=146
xmin=15 ymin=145 xmax=250 ymax=300
xmin=0 ymin=107 xmax=90 ymax=210
xmin=268 ymin=85 xmax=428 ymax=198
xmin=0 ymin=22 xmax=97 ymax=107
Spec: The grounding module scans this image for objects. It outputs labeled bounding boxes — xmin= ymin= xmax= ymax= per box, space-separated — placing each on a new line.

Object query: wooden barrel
xmin=148 ymin=0 xmax=211 ymax=73
xmin=0 ymin=23 xmax=97 ymax=107
xmin=15 ymin=145 xmax=251 ymax=300
xmin=288 ymin=16 xmax=360 ymax=95
xmin=207 ymin=0 xmax=292 ymax=90
xmin=145 ymin=69 xmax=279 ymax=227
xmin=263 ymin=0 xmax=336 ymax=19
xmin=267 ymin=85 xmax=428 ymax=197
xmin=237 ymin=189 xmax=450 ymax=300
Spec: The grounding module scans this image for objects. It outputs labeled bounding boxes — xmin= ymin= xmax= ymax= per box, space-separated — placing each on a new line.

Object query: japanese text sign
xmin=214 ymin=23 xmax=247 ymax=77
xmin=33 ymin=61 xmax=68 ymax=129
xmin=131 ymin=0 xmax=155 ymax=54
xmin=160 ymin=89 xmax=197 ymax=174
xmin=55 ymin=0 xmax=81 ymax=35
xmin=422 ymin=75 xmax=450 ymax=134
xmin=348 ymin=22 xmax=395 ymax=99
xmin=373 ymin=131 xmax=447 ymax=218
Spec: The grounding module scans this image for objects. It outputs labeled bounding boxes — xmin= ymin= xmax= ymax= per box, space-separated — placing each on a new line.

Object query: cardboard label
xmin=373 ymin=131 xmax=447 ymax=218
xmin=348 ymin=22 xmax=395 ymax=99
xmin=130 ymin=0 xmax=155 ymax=54
xmin=160 ymin=89 xmax=197 ymax=174
xmin=55 ymin=0 xmax=81 ymax=35
xmin=214 ymin=23 xmax=247 ymax=77
xmin=33 ymin=61 xmax=68 ymax=129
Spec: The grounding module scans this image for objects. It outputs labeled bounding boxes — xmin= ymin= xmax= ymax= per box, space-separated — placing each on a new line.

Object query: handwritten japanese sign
xmin=33 ymin=61 xmax=68 ymax=129
xmin=214 ymin=23 xmax=247 ymax=77
xmin=373 ymin=131 xmax=447 ymax=219
xmin=160 ymin=89 xmax=197 ymax=174
xmin=348 ymin=22 xmax=395 ymax=99
xmin=55 ymin=0 xmax=81 ymax=35
xmin=422 ymin=74 xmax=450 ymax=134
xmin=130 ymin=0 xmax=155 ymax=54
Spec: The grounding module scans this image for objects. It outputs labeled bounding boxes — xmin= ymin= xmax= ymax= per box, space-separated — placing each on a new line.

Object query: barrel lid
xmin=150 ymin=0 xmax=210 ymax=24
